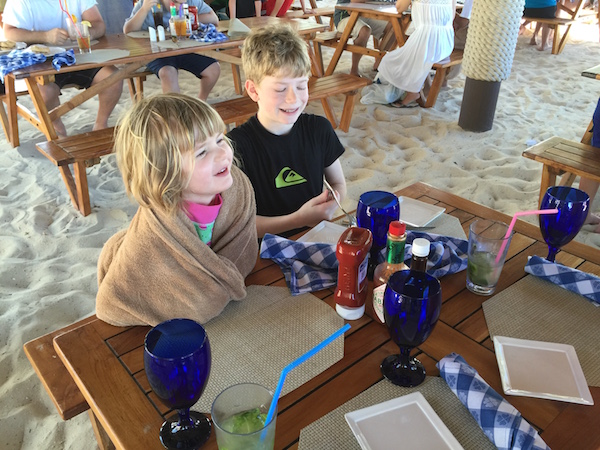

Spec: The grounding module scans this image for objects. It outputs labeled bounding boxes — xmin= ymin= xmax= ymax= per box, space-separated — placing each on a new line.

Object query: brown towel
xmin=96 ymin=166 xmax=258 ymax=327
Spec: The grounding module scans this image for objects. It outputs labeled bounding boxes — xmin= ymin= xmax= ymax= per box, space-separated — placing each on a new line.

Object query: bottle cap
xmin=412 ymin=238 xmax=430 ymax=257
xmin=335 ymin=303 xmax=365 ymax=320
xmin=388 ymin=220 xmax=406 ymax=237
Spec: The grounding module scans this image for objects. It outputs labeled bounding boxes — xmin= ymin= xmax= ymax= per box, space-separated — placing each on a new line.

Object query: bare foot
xmin=401 ymin=91 xmax=420 ymax=106
xmin=536 ymin=44 xmax=547 ymax=51
xmin=585 ymin=212 xmax=600 ymax=225
xmin=529 ymin=37 xmax=537 ymax=46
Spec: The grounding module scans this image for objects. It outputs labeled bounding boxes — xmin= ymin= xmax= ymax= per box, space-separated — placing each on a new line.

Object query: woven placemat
xmin=194 ymin=285 xmax=344 ymax=412
xmin=483 ymin=276 xmax=600 ymax=386
xmin=298 ymin=377 xmax=494 ymax=450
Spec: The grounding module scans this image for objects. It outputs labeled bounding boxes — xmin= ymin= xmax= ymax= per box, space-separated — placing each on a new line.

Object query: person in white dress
xmin=377 ymin=0 xmax=454 ymax=107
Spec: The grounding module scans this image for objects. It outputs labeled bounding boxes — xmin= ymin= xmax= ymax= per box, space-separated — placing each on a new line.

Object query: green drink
xmin=212 ymin=384 xmax=276 ymax=450
xmin=467 ymin=252 xmax=502 ymax=288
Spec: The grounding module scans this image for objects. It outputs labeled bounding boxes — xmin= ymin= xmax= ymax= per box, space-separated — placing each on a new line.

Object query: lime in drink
xmin=467 ymin=251 xmax=502 ymax=289
xmin=216 ymin=407 xmax=275 ymax=450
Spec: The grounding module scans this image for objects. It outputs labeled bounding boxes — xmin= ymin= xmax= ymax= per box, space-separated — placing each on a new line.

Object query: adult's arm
xmin=81 ymin=5 xmax=106 ymax=39
xmin=3 ymin=23 xmax=68 ymax=44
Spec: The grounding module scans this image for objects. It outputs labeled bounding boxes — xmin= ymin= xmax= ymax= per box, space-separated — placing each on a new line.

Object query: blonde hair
xmin=115 ymin=93 xmax=228 ymax=215
xmin=242 ymin=24 xmax=311 ymax=85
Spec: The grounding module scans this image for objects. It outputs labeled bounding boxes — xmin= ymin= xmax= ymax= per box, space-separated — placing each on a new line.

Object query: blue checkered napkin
xmin=260 ymin=233 xmax=338 ymax=295
xmin=403 ymin=231 xmax=468 ymax=278
xmin=524 ymin=255 xmax=600 ymax=306
xmin=190 ymin=23 xmax=228 ymax=43
xmin=52 ymin=49 xmax=76 ymax=71
xmin=0 ymin=49 xmax=46 ymax=82
xmin=438 ymin=353 xmax=550 ymax=450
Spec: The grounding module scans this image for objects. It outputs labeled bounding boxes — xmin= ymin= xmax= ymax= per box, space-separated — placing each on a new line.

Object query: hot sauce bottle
xmin=335 ymin=227 xmax=373 ymax=320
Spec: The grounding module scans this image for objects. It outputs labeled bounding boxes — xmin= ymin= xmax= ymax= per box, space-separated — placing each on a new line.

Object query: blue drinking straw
xmin=264 ymin=323 xmax=351 ymax=429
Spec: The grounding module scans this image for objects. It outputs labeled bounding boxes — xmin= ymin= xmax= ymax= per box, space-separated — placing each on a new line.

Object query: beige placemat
xmin=194 ymin=285 xmax=345 ymax=412
xmin=298 ymin=377 xmax=494 ymax=450
xmin=74 ymin=49 xmax=130 ymax=64
xmin=483 ymin=276 xmax=600 ymax=386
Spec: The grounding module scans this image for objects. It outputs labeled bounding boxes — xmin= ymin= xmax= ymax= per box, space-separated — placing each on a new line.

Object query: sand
xmin=1 ymin=10 xmax=600 ymax=449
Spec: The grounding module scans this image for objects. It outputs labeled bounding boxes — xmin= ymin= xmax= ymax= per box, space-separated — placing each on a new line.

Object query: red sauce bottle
xmin=335 ymin=227 xmax=373 ymax=320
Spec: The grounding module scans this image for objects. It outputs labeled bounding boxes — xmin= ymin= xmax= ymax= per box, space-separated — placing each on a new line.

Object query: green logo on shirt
xmin=275 ymin=167 xmax=307 ymax=188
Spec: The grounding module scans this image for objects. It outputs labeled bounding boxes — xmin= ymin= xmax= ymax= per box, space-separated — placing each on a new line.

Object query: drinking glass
xmin=74 ymin=22 xmax=91 ymax=54
xmin=356 ymin=191 xmax=400 ymax=277
xmin=539 ymin=186 xmax=589 ymax=262
xmin=144 ymin=318 xmax=212 ymax=449
xmin=211 ymin=383 xmax=277 ymax=450
xmin=381 ymin=270 xmax=442 ymax=387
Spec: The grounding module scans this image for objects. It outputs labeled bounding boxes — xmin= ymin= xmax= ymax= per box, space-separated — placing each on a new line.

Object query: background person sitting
xmin=521 ymin=0 xmax=557 ymax=51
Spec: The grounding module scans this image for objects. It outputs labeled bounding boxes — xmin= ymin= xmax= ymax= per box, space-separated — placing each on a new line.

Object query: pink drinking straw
xmin=495 ymin=208 xmax=559 ymax=263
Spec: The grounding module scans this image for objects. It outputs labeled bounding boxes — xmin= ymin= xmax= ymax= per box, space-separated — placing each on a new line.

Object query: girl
xmin=96 ymin=93 xmax=258 ymax=327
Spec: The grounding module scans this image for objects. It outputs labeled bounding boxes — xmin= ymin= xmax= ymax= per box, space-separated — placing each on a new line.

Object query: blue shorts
xmin=146 ymin=54 xmax=217 ymax=79
xmin=54 ymin=68 xmax=102 ymax=89
xmin=523 ymin=5 xmax=556 ymax=18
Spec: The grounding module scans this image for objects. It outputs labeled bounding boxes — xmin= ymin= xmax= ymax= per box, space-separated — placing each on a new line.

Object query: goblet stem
xmin=547 ymin=246 xmax=559 ymax=262
xmin=398 ymin=345 xmax=412 ymax=368
xmin=178 ymin=408 xmax=194 ymax=428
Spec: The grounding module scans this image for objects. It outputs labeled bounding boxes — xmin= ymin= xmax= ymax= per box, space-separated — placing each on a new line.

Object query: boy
xmin=3 ymin=0 xmax=123 ymax=137
xmin=124 ymin=0 xmax=220 ymax=100
xmin=228 ymin=25 xmax=347 ymax=238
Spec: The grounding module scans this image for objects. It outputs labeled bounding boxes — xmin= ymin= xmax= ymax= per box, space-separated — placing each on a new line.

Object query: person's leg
xmin=90 ymin=66 xmax=123 ymax=130
xmin=198 ymin=62 xmax=221 ymax=100
xmin=350 ymin=25 xmax=371 ymax=77
xmin=158 ymin=66 xmax=180 ymax=93
xmin=530 ymin=22 xmax=542 ymax=45
xmin=538 ymin=24 xmax=550 ymax=51
xmin=39 ymin=83 xmax=67 ymax=137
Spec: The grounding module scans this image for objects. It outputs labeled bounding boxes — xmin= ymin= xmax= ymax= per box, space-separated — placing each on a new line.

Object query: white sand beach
xmin=1 ymin=11 xmax=600 ymax=449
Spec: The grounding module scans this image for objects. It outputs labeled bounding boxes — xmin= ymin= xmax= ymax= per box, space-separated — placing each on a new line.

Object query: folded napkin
xmin=227 ymin=17 xmax=251 ymax=36
xmin=524 ymin=255 xmax=600 ymax=305
xmin=438 ymin=353 xmax=550 ymax=450
xmin=0 ymin=49 xmax=46 ymax=82
xmin=190 ymin=23 xmax=228 ymax=43
xmin=403 ymin=231 xmax=468 ymax=279
xmin=260 ymin=233 xmax=338 ymax=295
xmin=52 ymin=49 xmax=76 ymax=70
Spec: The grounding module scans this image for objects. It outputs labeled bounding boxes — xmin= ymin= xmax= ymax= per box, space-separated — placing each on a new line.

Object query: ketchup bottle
xmin=335 ymin=227 xmax=373 ymax=320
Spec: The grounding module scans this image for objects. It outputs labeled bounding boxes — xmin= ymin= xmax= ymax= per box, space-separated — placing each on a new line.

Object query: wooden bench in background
xmin=522 ymin=136 xmax=600 ymax=206
xmin=34 ymin=73 xmax=368 ymax=216
xmin=285 ymin=6 xmax=335 ymax=30
xmin=419 ymin=49 xmax=464 ymax=108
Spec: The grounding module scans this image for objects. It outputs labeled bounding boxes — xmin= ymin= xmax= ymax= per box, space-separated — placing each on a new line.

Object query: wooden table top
xmin=52 ymin=182 xmax=600 ymax=450
xmin=335 ymin=2 xmax=403 ymax=16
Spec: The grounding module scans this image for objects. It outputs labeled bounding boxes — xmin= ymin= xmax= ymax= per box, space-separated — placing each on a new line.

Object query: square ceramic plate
xmin=399 ymin=197 xmax=446 ymax=227
xmin=297 ymin=220 xmax=346 ymax=245
xmin=493 ymin=336 xmax=594 ymax=405
xmin=23 ymin=45 xmax=66 ymax=56
xmin=345 ymin=392 xmax=464 ymax=450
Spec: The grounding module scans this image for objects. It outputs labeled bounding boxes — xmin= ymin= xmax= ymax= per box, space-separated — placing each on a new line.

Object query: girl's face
xmin=182 ymin=132 xmax=234 ymax=205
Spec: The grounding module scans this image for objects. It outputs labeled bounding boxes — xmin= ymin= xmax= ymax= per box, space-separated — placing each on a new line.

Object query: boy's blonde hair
xmin=242 ymin=24 xmax=311 ymax=85
xmin=115 ymin=93 xmax=227 ymax=215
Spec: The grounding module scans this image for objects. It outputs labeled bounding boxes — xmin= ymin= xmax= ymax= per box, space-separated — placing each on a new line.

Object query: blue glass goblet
xmin=356 ymin=191 xmax=400 ymax=278
xmin=145 ymin=318 xmax=212 ymax=449
xmin=381 ymin=270 xmax=442 ymax=387
xmin=539 ymin=186 xmax=590 ymax=262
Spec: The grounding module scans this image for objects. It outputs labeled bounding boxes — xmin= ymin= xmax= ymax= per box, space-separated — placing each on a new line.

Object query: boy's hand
xmin=45 ymin=28 xmax=69 ymax=45
xmin=143 ymin=0 xmax=159 ymax=11
xmin=296 ymin=191 xmax=340 ymax=227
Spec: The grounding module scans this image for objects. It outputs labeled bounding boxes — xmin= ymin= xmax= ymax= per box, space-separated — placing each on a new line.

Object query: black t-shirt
xmin=228 ymin=113 xmax=345 ymax=219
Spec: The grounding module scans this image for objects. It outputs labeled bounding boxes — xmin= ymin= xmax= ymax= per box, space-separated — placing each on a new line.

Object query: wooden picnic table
xmin=324 ymin=2 xmax=411 ymax=76
xmin=25 ymin=182 xmax=600 ymax=450
xmin=3 ymin=16 xmax=329 ymax=148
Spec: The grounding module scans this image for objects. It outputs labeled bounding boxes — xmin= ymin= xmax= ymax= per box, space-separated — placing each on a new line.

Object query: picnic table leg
xmin=5 ymin=75 xmax=20 ymax=147
xmin=25 ymin=78 xmax=59 ymax=141
xmin=88 ymin=410 xmax=116 ymax=450
xmin=325 ymin=13 xmax=358 ymax=76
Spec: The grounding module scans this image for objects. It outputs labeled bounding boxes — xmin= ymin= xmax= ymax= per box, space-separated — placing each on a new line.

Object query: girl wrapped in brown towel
xmin=96 ymin=93 xmax=258 ymax=326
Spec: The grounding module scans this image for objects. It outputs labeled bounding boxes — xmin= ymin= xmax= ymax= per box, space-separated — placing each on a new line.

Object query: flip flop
xmin=389 ymin=100 xmax=419 ymax=108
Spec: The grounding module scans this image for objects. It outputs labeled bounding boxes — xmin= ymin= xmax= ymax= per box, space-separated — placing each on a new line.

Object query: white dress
xmin=378 ymin=0 xmax=454 ymax=93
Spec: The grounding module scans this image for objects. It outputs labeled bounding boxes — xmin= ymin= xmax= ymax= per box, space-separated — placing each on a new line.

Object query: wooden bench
xmin=285 ymin=6 xmax=335 ymax=30
xmin=522 ymin=136 xmax=600 ymax=206
xmin=213 ymin=73 xmax=370 ymax=132
xmin=36 ymin=128 xmax=116 ymax=216
xmin=419 ymin=49 xmax=464 ymax=108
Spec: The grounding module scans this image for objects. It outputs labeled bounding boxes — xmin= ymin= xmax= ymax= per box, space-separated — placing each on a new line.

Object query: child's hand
xmin=296 ymin=191 xmax=339 ymax=227
xmin=143 ymin=0 xmax=159 ymax=11
xmin=45 ymin=28 xmax=69 ymax=45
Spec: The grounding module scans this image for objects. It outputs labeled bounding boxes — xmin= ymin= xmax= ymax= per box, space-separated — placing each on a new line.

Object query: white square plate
xmin=399 ymin=197 xmax=446 ymax=227
xmin=493 ymin=336 xmax=594 ymax=405
xmin=296 ymin=220 xmax=346 ymax=245
xmin=23 ymin=45 xmax=66 ymax=56
xmin=345 ymin=392 xmax=464 ymax=450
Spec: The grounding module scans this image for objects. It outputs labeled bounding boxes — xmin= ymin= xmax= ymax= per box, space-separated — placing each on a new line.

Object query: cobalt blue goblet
xmin=356 ymin=191 xmax=400 ymax=278
xmin=381 ymin=270 xmax=442 ymax=387
xmin=539 ymin=186 xmax=590 ymax=262
xmin=145 ymin=318 xmax=212 ymax=449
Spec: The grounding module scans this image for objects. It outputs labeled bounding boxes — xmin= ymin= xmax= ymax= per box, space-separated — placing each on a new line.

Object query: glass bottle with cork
xmin=372 ymin=221 xmax=408 ymax=323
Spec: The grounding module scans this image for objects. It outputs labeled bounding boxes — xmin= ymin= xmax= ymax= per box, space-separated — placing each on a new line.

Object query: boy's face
xmin=182 ymin=132 xmax=234 ymax=205
xmin=246 ymin=71 xmax=310 ymax=136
